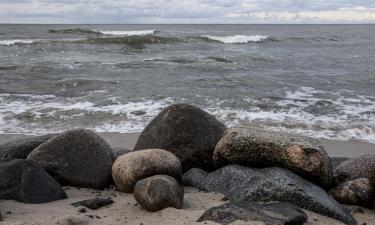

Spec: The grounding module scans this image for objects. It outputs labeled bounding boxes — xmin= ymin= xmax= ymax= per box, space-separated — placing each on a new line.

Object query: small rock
xmin=134 ymin=175 xmax=184 ymax=212
xmin=198 ymin=201 xmax=308 ymax=225
xmin=72 ymin=197 xmax=113 ymax=210
xmin=182 ymin=168 xmax=208 ymax=190
xmin=0 ymin=211 xmax=2 ymax=222
xmin=112 ymin=149 xmax=182 ymax=193
xmin=54 ymin=215 xmax=89 ymax=225
xmin=112 ymin=147 xmax=132 ymax=160
xmin=78 ymin=208 xmax=86 ymax=213
xmin=334 ymin=155 xmax=375 ymax=185
xmin=330 ymin=178 xmax=374 ymax=208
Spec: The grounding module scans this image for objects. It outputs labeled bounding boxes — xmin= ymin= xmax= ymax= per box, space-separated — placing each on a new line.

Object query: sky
xmin=0 ymin=0 xmax=375 ymax=24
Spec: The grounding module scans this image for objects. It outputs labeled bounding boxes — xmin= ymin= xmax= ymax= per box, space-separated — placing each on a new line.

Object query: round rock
xmin=334 ymin=155 xmax=375 ymax=186
xmin=134 ymin=104 xmax=226 ymax=171
xmin=112 ymin=149 xmax=182 ymax=193
xmin=27 ymin=129 xmax=113 ymax=189
xmin=134 ymin=175 xmax=184 ymax=212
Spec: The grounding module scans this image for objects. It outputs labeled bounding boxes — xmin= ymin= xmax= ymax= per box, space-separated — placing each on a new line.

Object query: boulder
xmin=214 ymin=127 xmax=333 ymax=188
xmin=0 ymin=134 xmax=54 ymax=162
xmin=182 ymin=168 xmax=208 ymax=190
xmin=329 ymin=178 xmax=374 ymax=208
xmin=112 ymin=149 xmax=182 ymax=193
xmin=112 ymin=147 xmax=132 ymax=160
xmin=198 ymin=201 xmax=308 ymax=225
xmin=28 ymin=129 xmax=113 ymax=189
xmin=134 ymin=104 xmax=226 ymax=171
xmin=334 ymin=155 xmax=375 ymax=185
xmin=134 ymin=175 xmax=184 ymax=212
xmin=0 ymin=159 xmax=66 ymax=203
xmin=195 ymin=165 xmax=356 ymax=225
xmin=71 ymin=197 xmax=114 ymax=210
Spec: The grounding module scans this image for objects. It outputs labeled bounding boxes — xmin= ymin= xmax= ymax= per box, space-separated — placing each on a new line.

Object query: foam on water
xmin=0 ymin=39 xmax=35 ymax=46
xmin=99 ymin=30 xmax=156 ymax=36
xmin=202 ymin=35 xmax=269 ymax=43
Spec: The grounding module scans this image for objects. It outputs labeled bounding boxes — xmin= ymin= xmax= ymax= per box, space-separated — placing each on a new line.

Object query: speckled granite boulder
xmin=28 ymin=129 xmax=113 ymax=189
xmin=134 ymin=104 xmax=226 ymax=171
xmin=112 ymin=149 xmax=182 ymax=193
xmin=195 ymin=165 xmax=356 ymax=225
xmin=330 ymin=178 xmax=374 ymax=208
xmin=214 ymin=127 xmax=333 ymax=188
xmin=334 ymin=155 xmax=375 ymax=185
xmin=134 ymin=175 xmax=184 ymax=212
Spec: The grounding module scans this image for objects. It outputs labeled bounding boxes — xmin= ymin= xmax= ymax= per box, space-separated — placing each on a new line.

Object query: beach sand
xmin=0 ymin=132 xmax=374 ymax=225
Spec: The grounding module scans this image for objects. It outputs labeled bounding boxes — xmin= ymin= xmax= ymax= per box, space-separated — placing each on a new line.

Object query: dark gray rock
xmin=331 ymin=157 xmax=350 ymax=170
xmin=0 ymin=210 xmax=2 ymax=221
xmin=334 ymin=155 xmax=375 ymax=186
xmin=28 ymin=129 xmax=113 ymax=189
xmin=182 ymin=168 xmax=208 ymax=190
xmin=0 ymin=159 xmax=66 ymax=203
xmin=329 ymin=178 xmax=374 ymax=208
xmin=71 ymin=197 xmax=114 ymax=210
xmin=134 ymin=175 xmax=184 ymax=212
xmin=134 ymin=104 xmax=226 ymax=171
xmin=214 ymin=127 xmax=333 ymax=188
xmin=112 ymin=147 xmax=132 ymax=160
xmin=198 ymin=201 xmax=308 ymax=225
xmin=0 ymin=134 xmax=54 ymax=162
xmin=198 ymin=165 xmax=356 ymax=225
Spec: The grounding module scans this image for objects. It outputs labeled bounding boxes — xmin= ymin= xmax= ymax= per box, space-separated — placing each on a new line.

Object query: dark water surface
xmin=0 ymin=24 xmax=374 ymax=143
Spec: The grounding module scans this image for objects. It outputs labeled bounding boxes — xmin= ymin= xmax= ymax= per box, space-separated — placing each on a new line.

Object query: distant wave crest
xmin=0 ymin=39 xmax=35 ymax=46
xmin=99 ymin=30 xmax=156 ymax=36
xmin=202 ymin=35 xmax=269 ymax=44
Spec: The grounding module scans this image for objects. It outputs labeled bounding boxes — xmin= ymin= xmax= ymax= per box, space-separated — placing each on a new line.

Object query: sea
xmin=0 ymin=24 xmax=374 ymax=143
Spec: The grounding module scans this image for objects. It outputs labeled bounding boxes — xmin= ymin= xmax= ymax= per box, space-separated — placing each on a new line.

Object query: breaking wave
xmin=201 ymin=35 xmax=270 ymax=44
xmin=0 ymin=39 xmax=35 ymax=46
xmin=99 ymin=30 xmax=156 ymax=36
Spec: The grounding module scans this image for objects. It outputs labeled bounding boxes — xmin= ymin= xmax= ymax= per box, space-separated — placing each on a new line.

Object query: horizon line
xmin=1 ymin=23 xmax=375 ymax=25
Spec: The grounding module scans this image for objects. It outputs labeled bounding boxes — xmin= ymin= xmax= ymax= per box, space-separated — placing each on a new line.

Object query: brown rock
xmin=334 ymin=155 xmax=375 ymax=186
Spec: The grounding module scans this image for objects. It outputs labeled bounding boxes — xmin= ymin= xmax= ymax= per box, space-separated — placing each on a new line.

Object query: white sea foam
xmin=0 ymin=39 xmax=35 ymax=46
xmin=203 ymin=35 xmax=269 ymax=44
xmin=99 ymin=30 xmax=156 ymax=36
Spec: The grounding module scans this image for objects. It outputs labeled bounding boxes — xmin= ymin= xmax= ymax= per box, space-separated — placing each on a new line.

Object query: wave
xmin=48 ymin=28 xmax=101 ymax=35
xmin=201 ymin=35 xmax=269 ymax=44
xmin=99 ymin=30 xmax=156 ymax=36
xmin=78 ymin=35 xmax=180 ymax=47
xmin=0 ymin=39 xmax=35 ymax=46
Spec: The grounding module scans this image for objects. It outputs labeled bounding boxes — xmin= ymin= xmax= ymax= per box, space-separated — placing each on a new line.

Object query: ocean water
xmin=0 ymin=24 xmax=375 ymax=143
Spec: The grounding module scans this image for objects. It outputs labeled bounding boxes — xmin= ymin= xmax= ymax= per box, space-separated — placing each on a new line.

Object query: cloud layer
xmin=1 ymin=0 xmax=375 ymax=23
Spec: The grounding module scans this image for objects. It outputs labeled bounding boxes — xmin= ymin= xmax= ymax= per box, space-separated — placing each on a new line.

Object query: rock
xmin=329 ymin=178 xmax=374 ymax=208
xmin=182 ymin=168 xmax=208 ymax=190
xmin=0 ymin=134 xmax=54 ymax=162
xmin=0 ymin=159 xmax=66 ymax=203
xmin=134 ymin=175 xmax=184 ymax=212
xmin=71 ymin=197 xmax=114 ymax=210
xmin=112 ymin=147 xmax=132 ymax=160
xmin=134 ymin=104 xmax=226 ymax=171
xmin=198 ymin=201 xmax=308 ymax=225
xmin=0 ymin=210 xmax=2 ymax=221
xmin=214 ymin=127 xmax=333 ymax=188
xmin=28 ymin=129 xmax=113 ymax=189
xmin=53 ymin=215 xmax=89 ymax=225
xmin=198 ymin=165 xmax=356 ymax=225
xmin=331 ymin=157 xmax=350 ymax=170
xmin=112 ymin=149 xmax=182 ymax=193
xmin=334 ymin=155 xmax=375 ymax=185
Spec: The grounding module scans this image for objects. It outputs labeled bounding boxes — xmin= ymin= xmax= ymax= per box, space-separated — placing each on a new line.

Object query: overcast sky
xmin=1 ymin=0 xmax=375 ymax=24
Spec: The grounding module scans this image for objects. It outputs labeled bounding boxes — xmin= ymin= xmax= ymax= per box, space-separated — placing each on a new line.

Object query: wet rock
xmin=214 ymin=127 xmax=333 ymax=188
xmin=112 ymin=149 xmax=182 ymax=193
xmin=28 ymin=129 xmax=113 ymax=189
xmin=198 ymin=201 xmax=308 ymax=225
xmin=198 ymin=165 xmax=356 ymax=225
xmin=0 ymin=159 xmax=66 ymax=203
xmin=331 ymin=157 xmax=350 ymax=170
xmin=329 ymin=178 xmax=374 ymax=208
xmin=182 ymin=168 xmax=208 ymax=190
xmin=0 ymin=134 xmax=54 ymax=162
xmin=134 ymin=104 xmax=226 ymax=171
xmin=334 ymin=155 xmax=375 ymax=186
xmin=72 ymin=197 xmax=114 ymax=210
xmin=134 ymin=175 xmax=184 ymax=212
xmin=112 ymin=147 xmax=132 ymax=160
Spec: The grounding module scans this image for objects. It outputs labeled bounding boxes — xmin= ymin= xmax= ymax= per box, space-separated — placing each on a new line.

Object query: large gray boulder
xmin=198 ymin=201 xmax=308 ymax=225
xmin=28 ymin=129 xmax=113 ymax=189
xmin=0 ymin=159 xmax=66 ymax=203
xmin=214 ymin=127 xmax=333 ymax=188
xmin=112 ymin=149 xmax=182 ymax=193
xmin=134 ymin=175 xmax=184 ymax=212
xmin=134 ymin=104 xmax=226 ymax=171
xmin=334 ymin=155 xmax=375 ymax=186
xmin=0 ymin=134 xmax=54 ymax=162
xmin=186 ymin=165 xmax=356 ymax=225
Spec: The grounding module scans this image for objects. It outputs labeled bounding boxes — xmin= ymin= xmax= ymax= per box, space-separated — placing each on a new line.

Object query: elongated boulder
xmin=0 ymin=134 xmax=54 ymax=162
xmin=214 ymin=127 xmax=333 ymax=188
xmin=194 ymin=165 xmax=356 ymax=225
xmin=28 ymin=129 xmax=113 ymax=189
xmin=198 ymin=201 xmax=308 ymax=225
xmin=134 ymin=175 xmax=184 ymax=212
xmin=334 ymin=155 xmax=375 ymax=185
xmin=112 ymin=149 xmax=182 ymax=193
xmin=134 ymin=104 xmax=226 ymax=171
xmin=329 ymin=178 xmax=374 ymax=208
xmin=0 ymin=159 xmax=66 ymax=203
